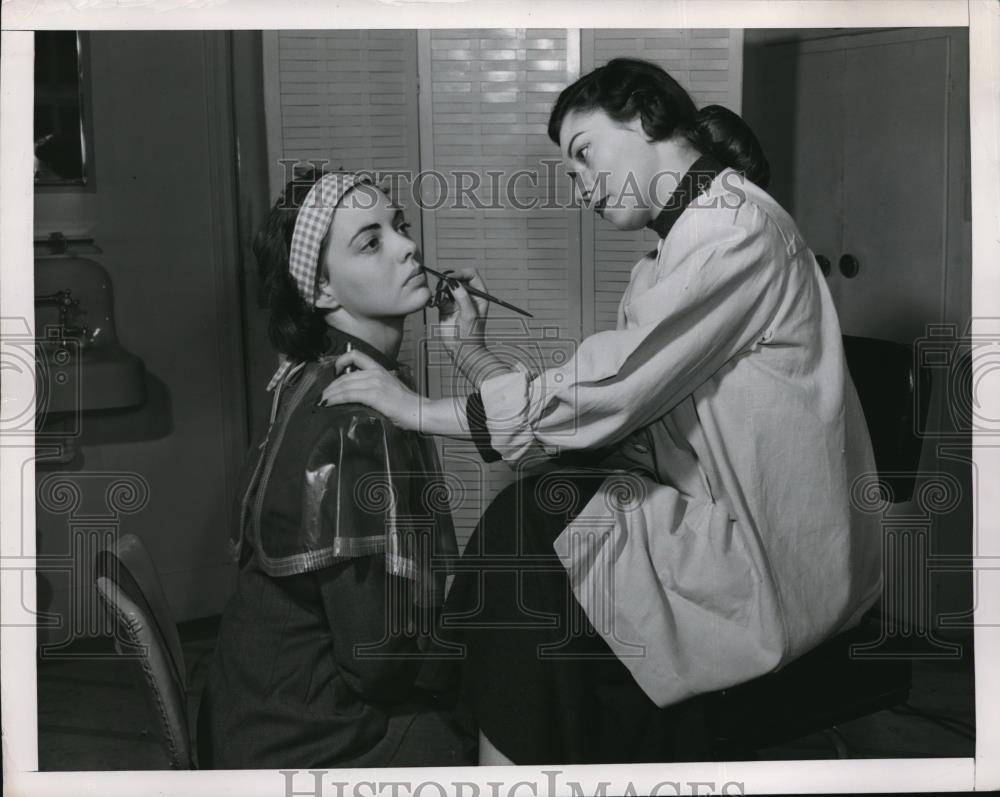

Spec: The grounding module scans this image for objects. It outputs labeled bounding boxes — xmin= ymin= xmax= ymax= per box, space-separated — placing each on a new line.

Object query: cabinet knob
xmin=816 ymin=254 xmax=831 ymax=277
xmin=839 ymin=253 xmax=860 ymax=278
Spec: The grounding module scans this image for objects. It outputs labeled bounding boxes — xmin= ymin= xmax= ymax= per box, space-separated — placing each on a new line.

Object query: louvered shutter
xmin=263 ymin=30 xmax=426 ymax=382
xmin=418 ymin=29 xmax=579 ymax=546
xmin=262 ymin=29 xmax=742 ymax=547
xmin=585 ymin=29 xmax=743 ymax=333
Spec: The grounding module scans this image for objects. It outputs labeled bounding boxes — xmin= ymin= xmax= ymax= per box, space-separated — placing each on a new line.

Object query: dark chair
xmin=704 ymin=335 xmax=931 ymax=759
xmin=94 ymin=533 xmax=195 ymax=769
xmin=841 ymin=334 xmax=933 ymax=502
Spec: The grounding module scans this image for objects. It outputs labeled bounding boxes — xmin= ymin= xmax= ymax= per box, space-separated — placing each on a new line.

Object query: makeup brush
xmin=423 ymin=266 xmax=534 ymax=318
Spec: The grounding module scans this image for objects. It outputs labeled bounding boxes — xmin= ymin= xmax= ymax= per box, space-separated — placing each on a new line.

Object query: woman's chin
xmin=602 ymin=208 xmax=649 ymax=231
xmin=405 ymin=284 xmax=432 ymax=312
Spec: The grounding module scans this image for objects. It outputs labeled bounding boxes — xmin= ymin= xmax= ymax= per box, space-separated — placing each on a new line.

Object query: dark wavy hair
xmin=547 ymin=57 xmax=770 ymax=189
xmin=254 ymin=168 xmax=331 ymax=362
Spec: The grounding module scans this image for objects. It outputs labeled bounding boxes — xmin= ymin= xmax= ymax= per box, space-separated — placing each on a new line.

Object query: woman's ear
xmin=314 ymin=275 xmax=341 ymax=312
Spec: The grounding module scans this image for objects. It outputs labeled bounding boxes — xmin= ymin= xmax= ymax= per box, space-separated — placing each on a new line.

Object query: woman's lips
xmin=406 ymin=267 xmax=428 ymax=286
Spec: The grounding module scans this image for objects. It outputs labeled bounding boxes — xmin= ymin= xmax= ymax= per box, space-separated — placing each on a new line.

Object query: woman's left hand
xmin=319 ymin=349 xmax=421 ymax=431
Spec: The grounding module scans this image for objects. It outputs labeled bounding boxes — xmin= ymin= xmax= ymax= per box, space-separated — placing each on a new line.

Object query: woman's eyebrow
xmin=349 ymin=223 xmax=381 ymax=245
xmin=348 ymin=209 xmax=403 ymax=245
xmin=565 ymin=130 xmax=585 ymax=158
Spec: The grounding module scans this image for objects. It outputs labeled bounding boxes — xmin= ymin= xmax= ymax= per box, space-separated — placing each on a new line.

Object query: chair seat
xmin=706 ymin=615 xmax=911 ymax=755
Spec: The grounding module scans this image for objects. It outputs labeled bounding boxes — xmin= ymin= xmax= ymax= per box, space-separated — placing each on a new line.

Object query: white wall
xmin=34 ymin=31 xmax=245 ymax=643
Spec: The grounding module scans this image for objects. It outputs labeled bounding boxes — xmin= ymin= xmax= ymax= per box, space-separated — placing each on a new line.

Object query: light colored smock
xmin=478 ymin=171 xmax=883 ymax=708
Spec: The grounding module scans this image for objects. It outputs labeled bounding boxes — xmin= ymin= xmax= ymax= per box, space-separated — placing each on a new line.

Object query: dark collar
xmin=645 ymin=153 xmax=726 ymax=240
xmin=322 ymin=327 xmax=400 ymax=371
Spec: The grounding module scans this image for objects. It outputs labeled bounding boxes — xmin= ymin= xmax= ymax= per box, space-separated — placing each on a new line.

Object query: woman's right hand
xmin=436 ymin=268 xmax=490 ymax=357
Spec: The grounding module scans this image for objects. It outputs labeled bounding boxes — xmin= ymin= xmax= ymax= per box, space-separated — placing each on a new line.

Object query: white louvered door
xmin=584 ymin=29 xmax=744 ymax=334
xmin=417 ymin=29 xmax=581 ymax=546
xmin=262 ymin=30 xmax=426 ymax=384
xmin=262 ymin=28 xmax=743 ymax=547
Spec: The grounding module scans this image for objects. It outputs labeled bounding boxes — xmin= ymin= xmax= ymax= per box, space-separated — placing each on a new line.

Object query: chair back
xmin=842 ymin=335 xmax=932 ymax=502
xmin=94 ymin=533 xmax=193 ymax=769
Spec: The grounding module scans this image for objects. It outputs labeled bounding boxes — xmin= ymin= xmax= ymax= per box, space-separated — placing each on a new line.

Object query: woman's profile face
xmin=316 ymin=184 xmax=430 ymax=320
xmin=559 ymin=108 xmax=663 ymax=231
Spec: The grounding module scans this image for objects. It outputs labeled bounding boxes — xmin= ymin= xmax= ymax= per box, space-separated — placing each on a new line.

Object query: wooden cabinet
xmin=745 ymin=28 xmax=970 ymax=347
xmin=744 ymin=28 xmax=973 ymax=630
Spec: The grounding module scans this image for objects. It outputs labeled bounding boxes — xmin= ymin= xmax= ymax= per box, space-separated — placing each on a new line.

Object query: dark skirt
xmin=196 ymin=550 xmax=477 ymax=770
xmin=439 ymin=469 xmax=710 ymax=765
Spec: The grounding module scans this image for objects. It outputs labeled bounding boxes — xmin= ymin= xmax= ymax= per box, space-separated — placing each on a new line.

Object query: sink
xmin=37 ymin=340 xmax=146 ymax=414
xmin=35 ymin=257 xmax=146 ymax=415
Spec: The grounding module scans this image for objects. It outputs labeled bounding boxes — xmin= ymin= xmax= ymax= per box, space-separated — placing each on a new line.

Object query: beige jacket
xmin=478 ymin=171 xmax=882 ymax=708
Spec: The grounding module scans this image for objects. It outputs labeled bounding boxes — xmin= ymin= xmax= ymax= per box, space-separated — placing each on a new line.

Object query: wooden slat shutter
xmin=263 ymin=30 xmax=426 ymax=382
xmin=419 ymin=29 xmax=579 ymax=546
xmin=585 ymin=29 xmax=744 ymax=333
xmin=262 ymin=29 xmax=743 ymax=548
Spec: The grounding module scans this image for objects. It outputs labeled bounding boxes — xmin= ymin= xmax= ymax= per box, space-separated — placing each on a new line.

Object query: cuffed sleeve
xmin=480 ymin=200 xmax=790 ymax=464
xmin=466 ymin=391 xmax=502 ymax=463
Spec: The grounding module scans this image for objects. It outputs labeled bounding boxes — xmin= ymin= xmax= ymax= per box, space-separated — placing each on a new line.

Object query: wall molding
xmin=202 ymin=31 xmax=250 ymax=541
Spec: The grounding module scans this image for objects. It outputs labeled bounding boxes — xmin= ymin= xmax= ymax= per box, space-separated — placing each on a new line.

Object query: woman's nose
xmin=398 ymin=233 xmax=417 ymax=262
xmin=574 ymin=172 xmax=595 ymax=203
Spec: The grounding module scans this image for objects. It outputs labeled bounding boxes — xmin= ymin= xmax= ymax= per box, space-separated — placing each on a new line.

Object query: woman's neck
xmin=650 ymin=137 xmax=704 ymax=212
xmin=326 ymin=315 xmax=405 ymax=363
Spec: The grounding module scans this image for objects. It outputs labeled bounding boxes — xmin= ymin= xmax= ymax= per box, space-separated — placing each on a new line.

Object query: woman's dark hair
xmin=547 ymin=57 xmax=770 ymax=189
xmin=254 ymin=168 xmax=330 ymax=362
xmin=693 ymin=104 xmax=770 ymax=190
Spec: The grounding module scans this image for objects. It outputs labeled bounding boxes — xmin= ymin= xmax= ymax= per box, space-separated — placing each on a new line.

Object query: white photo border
xmin=2 ymin=1 xmax=997 ymax=795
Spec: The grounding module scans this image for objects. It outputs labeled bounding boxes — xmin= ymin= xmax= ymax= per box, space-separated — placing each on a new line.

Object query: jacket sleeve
xmin=477 ymin=199 xmax=792 ymax=464
xmin=306 ymin=404 xmax=442 ymax=703
xmin=315 ymin=555 xmax=424 ymax=704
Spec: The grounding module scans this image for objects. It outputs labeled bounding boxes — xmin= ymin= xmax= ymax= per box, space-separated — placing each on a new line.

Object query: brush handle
xmin=424 ymin=267 xmax=534 ymax=318
xmin=344 ymin=341 xmax=358 ymax=373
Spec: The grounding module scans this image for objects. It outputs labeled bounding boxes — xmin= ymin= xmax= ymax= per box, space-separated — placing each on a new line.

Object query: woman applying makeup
xmin=321 ymin=59 xmax=881 ymax=765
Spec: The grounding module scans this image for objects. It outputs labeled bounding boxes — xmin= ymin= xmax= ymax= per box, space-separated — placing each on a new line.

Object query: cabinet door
xmin=786 ymin=46 xmax=846 ymax=308
xmin=743 ymin=40 xmax=845 ymax=305
xmin=839 ymin=33 xmax=951 ymax=345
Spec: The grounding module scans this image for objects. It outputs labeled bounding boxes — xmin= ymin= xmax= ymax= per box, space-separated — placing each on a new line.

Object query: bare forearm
xmin=414 ymin=395 xmax=473 ymax=439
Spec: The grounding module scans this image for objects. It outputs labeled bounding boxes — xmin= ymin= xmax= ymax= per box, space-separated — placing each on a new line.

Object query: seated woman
xmin=197 ymin=170 xmax=474 ymax=769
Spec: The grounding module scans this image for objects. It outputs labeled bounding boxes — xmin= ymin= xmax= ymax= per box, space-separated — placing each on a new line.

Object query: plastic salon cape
xmin=200 ymin=332 xmax=466 ymax=769
xmin=472 ymin=157 xmax=883 ymax=709
xmin=234 ymin=332 xmax=458 ymax=606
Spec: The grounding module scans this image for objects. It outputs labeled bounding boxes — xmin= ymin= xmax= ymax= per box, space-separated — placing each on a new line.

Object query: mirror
xmin=34 ymin=32 xmax=93 ymax=187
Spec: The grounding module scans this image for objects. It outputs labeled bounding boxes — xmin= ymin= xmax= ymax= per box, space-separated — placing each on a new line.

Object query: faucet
xmin=34 ymin=289 xmax=90 ymax=346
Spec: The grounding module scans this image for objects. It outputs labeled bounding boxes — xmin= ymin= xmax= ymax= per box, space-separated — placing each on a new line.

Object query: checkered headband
xmin=267 ymin=171 xmax=373 ymax=392
xmin=288 ymin=171 xmax=373 ymax=307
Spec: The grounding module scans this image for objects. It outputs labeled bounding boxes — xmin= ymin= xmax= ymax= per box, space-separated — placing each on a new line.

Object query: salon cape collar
xmin=645 ymin=153 xmax=726 ymax=240
xmin=323 ymin=327 xmax=403 ymax=372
